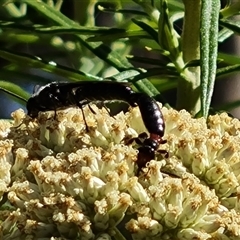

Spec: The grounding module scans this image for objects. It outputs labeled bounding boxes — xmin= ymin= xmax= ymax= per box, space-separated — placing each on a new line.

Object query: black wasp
xmin=27 ymin=81 xmax=138 ymax=130
xmin=27 ymin=81 xmax=167 ymax=172
xmin=27 ymin=81 xmax=138 ymax=117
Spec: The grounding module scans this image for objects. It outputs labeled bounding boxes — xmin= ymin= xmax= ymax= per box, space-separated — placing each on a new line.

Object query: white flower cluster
xmin=0 ymin=105 xmax=240 ymax=239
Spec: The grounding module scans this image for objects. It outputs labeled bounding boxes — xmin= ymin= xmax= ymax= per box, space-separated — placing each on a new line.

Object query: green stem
xmin=132 ymin=0 xmax=160 ymax=24
xmin=73 ymin=0 xmax=95 ymax=26
xmin=3 ymin=2 xmax=23 ymax=17
xmin=178 ymin=0 xmax=201 ymax=114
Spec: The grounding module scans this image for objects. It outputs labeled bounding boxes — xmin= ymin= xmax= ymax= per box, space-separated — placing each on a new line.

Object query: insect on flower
xmin=128 ymin=93 xmax=168 ymax=173
xmin=26 ymin=81 xmax=168 ymax=172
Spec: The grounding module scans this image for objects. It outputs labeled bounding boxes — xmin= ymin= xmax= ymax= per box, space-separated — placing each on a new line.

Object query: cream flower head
xmin=0 ymin=105 xmax=240 ymax=239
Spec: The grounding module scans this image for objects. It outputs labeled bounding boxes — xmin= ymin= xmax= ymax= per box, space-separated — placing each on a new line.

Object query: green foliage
xmin=0 ymin=0 xmax=240 ymax=117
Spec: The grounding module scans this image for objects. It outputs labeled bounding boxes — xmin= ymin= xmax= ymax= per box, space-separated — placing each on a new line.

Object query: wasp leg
xmin=157 ymin=149 xmax=169 ymax=158
xmin=138 ymin=132 xmax=148 ymax=139
xmin=125 ymin=132 xmax=148 ymax=145
xmin=53 ymin=109 xmax=57 ymax=119
xmin=125 ymin=137 xmax=140 ymax=145
xmin=102 ymin=103 xmax=116 ymax=119
xmin=80 ymin=107 xmax=89 ymax=132
xmin=48 ymin=93 xmax=60 ymax=120
xmin=88 ymin=104 xmax=97 ymax=115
